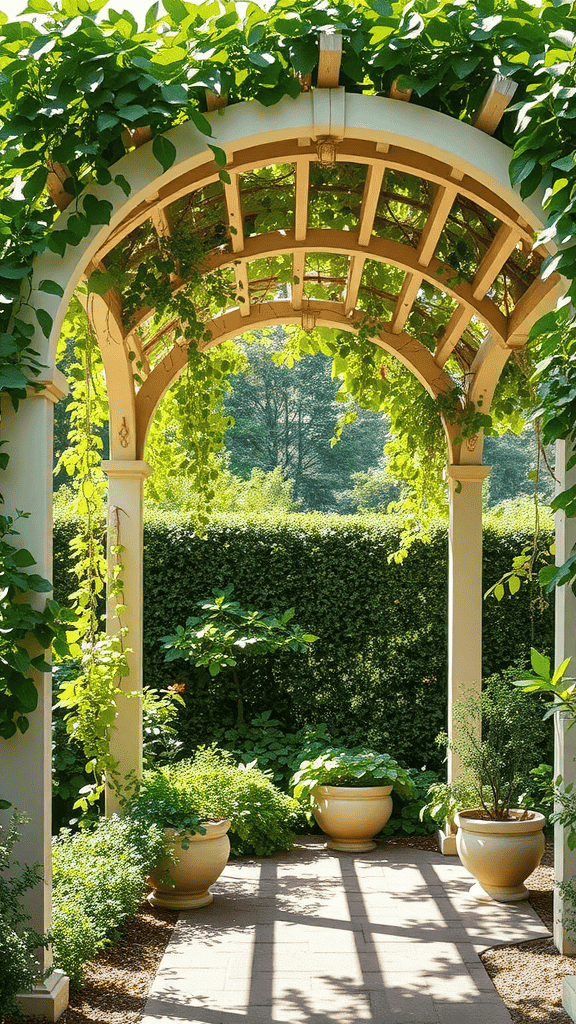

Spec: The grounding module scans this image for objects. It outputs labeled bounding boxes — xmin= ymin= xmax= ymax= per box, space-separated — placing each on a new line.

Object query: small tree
xmin=161 ymin=587 xmax=318 ymax=724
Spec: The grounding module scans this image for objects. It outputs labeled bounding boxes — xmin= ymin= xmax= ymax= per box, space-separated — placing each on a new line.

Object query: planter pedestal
xmin=148 ymin=819 xmax=231 ymax=910
xmin=311 ymin=785 xmax=393 ymax=852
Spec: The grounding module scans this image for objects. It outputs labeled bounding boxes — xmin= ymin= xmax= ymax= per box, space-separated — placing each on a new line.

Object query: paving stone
xmin=140 ymin=837 xmax=543 ymax=1024
xmin=434 ymin=999 xmax=512 ymax=1023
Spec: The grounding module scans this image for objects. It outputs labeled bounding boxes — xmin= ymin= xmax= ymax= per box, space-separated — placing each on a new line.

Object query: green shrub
xmin=51 ymin=815 xmax=165 ymax=986
xmin=0 ymin=812 xmax=49 ymax=1022
xmin=380 ymin=768 xmax=440 ymax=837
xmin=53 ymin=508 xmax=554 ymax=771
xmin=212 ymin=712 xmax=337 ymax=790
xmin=133 ymin=748 xmax=304 ymax=858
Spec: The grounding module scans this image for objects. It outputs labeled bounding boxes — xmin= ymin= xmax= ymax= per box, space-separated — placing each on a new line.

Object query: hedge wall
xmin=53 ymin=505 xmax=554 ymax=772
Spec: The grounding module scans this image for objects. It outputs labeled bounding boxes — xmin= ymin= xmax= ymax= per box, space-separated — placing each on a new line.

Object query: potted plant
xmin=129 ymin=746 xmax=301 ymax=908
xmin=291 ymin=747 xmax=415 ymax=852
xmin=128 ymin=759 xmax=231 ymax=910
xmin=444 ymin=674 xmax=547 ymax=902
xmin=160 ymin=586 xmax=318 ymax=726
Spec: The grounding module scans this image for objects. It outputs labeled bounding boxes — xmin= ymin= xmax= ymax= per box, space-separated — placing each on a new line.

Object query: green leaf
xmin=162 ymin=0 xmax=189 ymax=21
xmin=114 ymin=174 xmax=131 ymax=197
xmin=83 ymin=194 xmax=113 ymax=226
xmin=38 ymin=279 xmax=64 ymax=297
xmin=288 ymin=36 xmax=318 ymax=74
xmin=208 ymin=144 xmax=227 ymax=167
xmin=152 ymin=134 xmax=177 ymax=173
xmin=10 ymin=547 xmax=36 ymax=567
xmin=97 ymin=112 xmax=120 ymax=133
xmin=189 ymin=108 xmax=213 ymax=137
xmin=219 ymin=169 xmax=231 ymax=184
xmin=118 ymin=104 xmax=148 ymax=123
xmin=35 ymin=307 xmax=53 ymax=339
xmin=530 ymin=648 xmax=551 ymax=680
xmin=87 ymin=270 xmax=115 ymax=295
xmin=508 ymin=575 xmax=521 ymax=595
xmin=161 ymin=83 xmax=188 ymax=104
xmin=509 ymin=151 xmax=537 ymax=187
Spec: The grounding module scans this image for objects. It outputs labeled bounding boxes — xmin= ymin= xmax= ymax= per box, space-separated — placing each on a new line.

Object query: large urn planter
xmin=147 ymin=819 xmax=232 ymax=910
xmin=455 ymin=809 xmax=546 ymax=902
xmin=311 ymin=784 xmax=393 ymax=852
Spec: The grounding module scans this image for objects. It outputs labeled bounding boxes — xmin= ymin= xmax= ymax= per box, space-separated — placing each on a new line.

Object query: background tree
xmin=224 ymin=331 xmax=389 ymax=512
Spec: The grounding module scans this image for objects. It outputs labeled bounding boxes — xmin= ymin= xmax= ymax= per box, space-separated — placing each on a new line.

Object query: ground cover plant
xmin=0 ymin=811 xmax=49 ymax=1021
xmin=51 ymin=814 xmax=166 ymax=986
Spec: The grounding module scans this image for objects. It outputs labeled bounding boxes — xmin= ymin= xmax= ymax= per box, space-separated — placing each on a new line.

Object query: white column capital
xmin=101 ymin=459 xmax=152 ymax=480
xmin=446 ymin=464 xmax=492 ymax=487
xmin=27 ymin=368 xmax=68 ymax=404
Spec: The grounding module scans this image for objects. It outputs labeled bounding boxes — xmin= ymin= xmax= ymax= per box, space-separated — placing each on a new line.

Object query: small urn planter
xmin=311 ymin=784 xmax=393 ymax=852
xmin=147 ymin=819 xmax=232 ymax=910
xmin=455 ymin=809 xmax=545 ymax=902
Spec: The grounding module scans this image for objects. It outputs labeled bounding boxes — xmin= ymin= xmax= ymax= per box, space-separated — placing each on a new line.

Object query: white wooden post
xmin=554 ymin=440 xmax=576 ymax=956
xmin=0 ymin=376 xmax=69 ymax=1021
xmin=101 ymin=460 xmax=151 ymax=815
xmin=439 ymin=464 xmax=491 ymax=854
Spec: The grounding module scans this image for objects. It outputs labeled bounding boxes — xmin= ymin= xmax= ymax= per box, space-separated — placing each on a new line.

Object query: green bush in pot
xmin=291 ymin=747 xmax=416 ymax=806
xmin=130 ymin=746 xmax=303 ymax=858
xmin=291 ymin=747 xmax=416 ymax=851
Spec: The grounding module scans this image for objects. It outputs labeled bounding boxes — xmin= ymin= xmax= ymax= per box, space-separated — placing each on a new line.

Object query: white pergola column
xmin=439 ymin=463 xmax=491 ymax=853
xmin=554 ymin=440 xmax=576 ymax=956
xmin=101 ymin=460 xmax=151 ymax=815
xmin=0 ymin=375 xmax=69 ymax=1021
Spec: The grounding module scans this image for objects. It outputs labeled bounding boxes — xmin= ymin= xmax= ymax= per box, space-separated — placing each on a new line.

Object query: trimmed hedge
xmin=53 ymin=506 xmax=554 ymax=772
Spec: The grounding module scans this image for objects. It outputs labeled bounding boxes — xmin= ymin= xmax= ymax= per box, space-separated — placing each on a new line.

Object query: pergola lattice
xmin=1 ymin=38 xmax=574 ymax=1020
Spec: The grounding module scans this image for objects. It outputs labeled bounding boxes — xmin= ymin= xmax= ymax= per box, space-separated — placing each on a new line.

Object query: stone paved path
xmin=141 ymin=836 xmax=549 ymax=1024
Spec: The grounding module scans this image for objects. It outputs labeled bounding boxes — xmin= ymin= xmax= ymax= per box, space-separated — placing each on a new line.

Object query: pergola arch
xmin=3 ymin=87 xmax=572 ymax=1019
xmin=134 ymin=301 xmax=458 ymax=460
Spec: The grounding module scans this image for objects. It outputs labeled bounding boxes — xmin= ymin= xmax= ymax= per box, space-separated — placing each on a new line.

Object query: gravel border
xmin=20 ymin=836 xmax=576 ymax=1024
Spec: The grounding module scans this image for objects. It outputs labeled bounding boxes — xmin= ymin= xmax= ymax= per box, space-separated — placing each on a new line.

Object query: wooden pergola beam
xmin=473 ymin=74 xmax=518 ymax=136
xmin=224 ymin=173 xmax=245 ymax=252
xmin=235 ymin=261 xmax=250 ymax=317
xmin=344 ymin=255 xmax=366 ymax=315
xmin=472 ymin=223 xmax=521 ymax=300
xmin=205 ymin=89 xmax=228 ymax=111
xmin=128 ymin=229 xmax=509 ymax=344
xmin=417 ymin=185 xmax=456 ymax=268
xmin=317 ymin=32 xmax=342 ymax=88
xmin=434 ymin=306 xmax=472 ymax=367
xmin=295 ymin=158 xmax=310 ymax=242
xmin=507 ymin=272 xmax=564 ymax=348
xmin=46 ymin=160 xmax=74 ymax=211
xmin=358 ymin=163 xmax=386 ymax=247
xmin=150 ymin=206 xmax=173 ymax=238
xmin=292 ymin=251 xmax=306 ymax=310
xmin=390 ymin=272 xmax=423 ymax=335
xmin=93 ymin=137 xmax=536 ymax=262
xmin=390 ymin=79 xmax=412 ymax=102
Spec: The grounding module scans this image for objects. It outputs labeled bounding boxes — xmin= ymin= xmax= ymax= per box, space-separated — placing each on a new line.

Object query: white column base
xmin=563 ymin=976 xmax=576 ymax=1022
xmin=17 ymin=970 xmax=69 ymax=1021
xmin=437 ymin=827 xmax=458 ymax=856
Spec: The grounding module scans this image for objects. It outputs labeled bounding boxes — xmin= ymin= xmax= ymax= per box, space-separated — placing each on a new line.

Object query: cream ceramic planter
xmin=455 ymin=809 xmax=545 ymax=903
xmin=148 ymin=819 xmax=231 ymax=910
xmin=311 ymin=784 xmax=393 ymax=852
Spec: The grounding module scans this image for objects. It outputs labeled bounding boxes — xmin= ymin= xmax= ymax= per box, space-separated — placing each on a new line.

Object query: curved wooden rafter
xmin=134 ymin=298 xmax=461 ymax=461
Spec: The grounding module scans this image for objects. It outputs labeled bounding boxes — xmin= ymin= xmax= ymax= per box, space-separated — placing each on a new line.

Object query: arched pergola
xmin=1 ymin=74 xmax=571 ymax=1018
